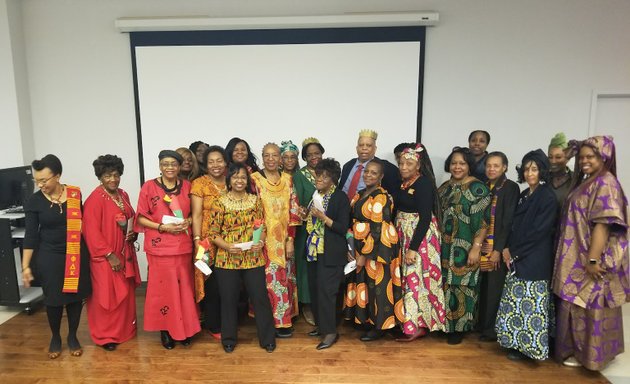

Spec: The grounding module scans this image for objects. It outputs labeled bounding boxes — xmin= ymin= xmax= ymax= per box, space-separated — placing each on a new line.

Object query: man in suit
xmin=339 ymin=130 xmax=401 ymax=197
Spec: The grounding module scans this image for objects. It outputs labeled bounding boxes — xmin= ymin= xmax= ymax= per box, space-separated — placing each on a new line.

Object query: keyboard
xmin=2 ymin=206 xmax=24 ymax=214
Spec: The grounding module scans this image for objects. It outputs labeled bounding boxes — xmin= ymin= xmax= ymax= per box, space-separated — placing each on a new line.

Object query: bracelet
xmin=193 ymin=235 xmax=201 ymax=241
xmin=474 ymin=242 xmax=483 ymax=247
xmin=157 ymin=224 xmax=164 ymax=233
xmin=22 ymin=266 xmax=30 ymax=270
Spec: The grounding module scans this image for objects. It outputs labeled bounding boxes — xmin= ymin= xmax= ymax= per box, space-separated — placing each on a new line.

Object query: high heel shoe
xmin=160 ymin=331 xmax=175 ymax=350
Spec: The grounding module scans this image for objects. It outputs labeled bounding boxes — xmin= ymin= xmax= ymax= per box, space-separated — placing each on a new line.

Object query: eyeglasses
xmin=33 ymin=175 xmax=56 ymax=186
xmin=160 ymin=162 xmax=180 ymax=168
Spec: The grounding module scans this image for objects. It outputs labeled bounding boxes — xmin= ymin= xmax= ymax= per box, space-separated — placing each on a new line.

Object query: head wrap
xmin=567 ymin=135 xmax=615 ymax=163
xmin=280 ymin=140 xmax=299 ymax=156
xmin=401 ymin=143 xmax=424 ymax=162
xmin=548 ymin=132 xmax=568 ymax=150
xmin=158 ymin=150 xmax=183 ymax=165
xmin=301 ymin=137 xmax=325 ymax=161
xmin=358 ymin=129 xmax=378 ymax=140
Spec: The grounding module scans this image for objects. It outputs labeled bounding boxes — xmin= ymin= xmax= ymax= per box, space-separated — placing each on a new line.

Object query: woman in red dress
xmin=83 ymin=155 xmax=141 ymax=351
xmin=135 ymin=150 xmax=200 ymax=349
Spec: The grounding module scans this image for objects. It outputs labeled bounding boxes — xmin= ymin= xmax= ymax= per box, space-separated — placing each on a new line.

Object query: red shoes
xmin=395 ymin=328 xmax=427 ymax=342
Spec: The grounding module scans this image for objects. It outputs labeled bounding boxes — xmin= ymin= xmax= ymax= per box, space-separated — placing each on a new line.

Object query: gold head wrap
xmin=358 ymin=129 xmax=378 ymax=140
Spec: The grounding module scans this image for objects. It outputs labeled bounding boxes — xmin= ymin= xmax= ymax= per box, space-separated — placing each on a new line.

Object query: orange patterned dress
xmin=344 ymin=187 xmax=404 ymax=329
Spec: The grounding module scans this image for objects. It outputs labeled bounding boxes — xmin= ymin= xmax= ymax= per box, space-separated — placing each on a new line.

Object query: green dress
xmin=438 ymin=178 xmax=491 ymax=333
xmin=292 ymin=167 xmax=316 ymax=303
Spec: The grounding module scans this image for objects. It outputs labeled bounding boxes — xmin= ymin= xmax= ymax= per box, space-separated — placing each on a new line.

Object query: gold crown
xmin=358 ymin=129 xmax=378 ymax=140
xmin=302 ymin=137 xmax=321 ymax=147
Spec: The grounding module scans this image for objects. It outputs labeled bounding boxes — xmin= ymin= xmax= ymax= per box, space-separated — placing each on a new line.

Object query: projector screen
xmin=130 ymin=27 xmax=425 ymax=181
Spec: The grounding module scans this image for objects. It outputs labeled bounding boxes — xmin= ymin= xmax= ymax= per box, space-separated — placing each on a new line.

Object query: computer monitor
xmin=0 ymin=166 xmax=35 ymax=210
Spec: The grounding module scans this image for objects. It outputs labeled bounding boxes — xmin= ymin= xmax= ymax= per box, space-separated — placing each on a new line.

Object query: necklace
xmin=160 ymin=176 xmax=179 ymax=193
xmin=228 ymin=191 xmax=246 ymax=201
xmin=209 ymin=176 xmax=227 ymax=193
xmin=262 ymin=169 xmax=281 ymax=186
xmin=46 ymin=184 xmax=65 ymax=213
xmin=102 ymin=186 xmax=126 ymax=213
xmin=401 ymin=174 xmax=420 ymax=189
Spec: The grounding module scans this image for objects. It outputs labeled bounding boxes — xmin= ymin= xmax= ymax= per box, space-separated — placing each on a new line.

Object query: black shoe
xmin=264 ymin=343 xmax=276 ymax=353
xmin=308 ymin=328 xmax=321 ymax=337
xmin=507 ymin=350 xmax=527 ymax=361
xmin=360 ymin=329 xmax=383 ymax=342
xmin=160 ymin=331 xmax=175 ymax=350
xmin=223 ymin=344 xmax=235 ymax=353
xmin=181 ymin=337 xmax=192 ymax=346
xmin=447 ymin=332 xmax=463 ymax=345
xmin=316 ymin=334 xmax=339 ymax=350
xmin=478 ymin=334 xmax=497 ymax=342
xmin=102 ymin=343 xmax=117 ymax=351
xmin=275 ymin=328 xmax=293 ymax=338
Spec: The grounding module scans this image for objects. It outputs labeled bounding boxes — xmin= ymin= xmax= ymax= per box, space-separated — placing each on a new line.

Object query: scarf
xmin=62 ymin=185 xmax=82 ymax=293
xmin=305 ymin=185 xmax=336 ymax=261
xmin=480 ymin=176 xmax=506 ymax=272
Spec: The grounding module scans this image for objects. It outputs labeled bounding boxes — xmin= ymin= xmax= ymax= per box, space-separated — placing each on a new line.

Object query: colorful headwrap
xmin=401 ymin=143 xmax=424 ymax=162
xmin=567 ymin=135 xmax=615 ymax=163
xmin=280 ymin=140 xmax=299 ymax=156
xmin=548 ymin=132 xmax=568 ymax=150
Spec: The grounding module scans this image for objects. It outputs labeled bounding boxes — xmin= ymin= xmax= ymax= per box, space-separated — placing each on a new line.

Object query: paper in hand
xmin=162 ymin=215 xmax=184 ymax=225
xmin=311 ymin=191 xmax=325 ymax=212
xmin=234 ymin=241 xmax=253 ymax=251
xmin=195 ymin=260 xmax=212 ymax=276
xmin=344 ymin=260 xmax=357 ymax=275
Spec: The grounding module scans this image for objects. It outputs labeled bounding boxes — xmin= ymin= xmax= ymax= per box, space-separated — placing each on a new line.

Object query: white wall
xmin=15 ymin=0 xmax=630 ymax=278
xmin=0 ymin=0 xmax=32 ymax=169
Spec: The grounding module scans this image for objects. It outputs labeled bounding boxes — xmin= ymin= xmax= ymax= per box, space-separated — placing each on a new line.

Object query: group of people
xmin=20 ymin=129 xmax=628 ymax=372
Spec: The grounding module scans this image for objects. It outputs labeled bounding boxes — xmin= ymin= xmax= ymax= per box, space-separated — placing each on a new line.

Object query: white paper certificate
xmin=161 ymin=215 xmax=184 ymax=224
xmin=344 ymin=260 xmax=357 ymax=275
xmin=195 ymin=260 xmax=212 ymax=276
xmin=234 ymin=241 xmax=253 ymax=251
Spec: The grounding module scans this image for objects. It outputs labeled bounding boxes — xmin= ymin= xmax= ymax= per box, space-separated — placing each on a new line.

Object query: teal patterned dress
xmin=438 ymin=178 xmax=491 ymax=333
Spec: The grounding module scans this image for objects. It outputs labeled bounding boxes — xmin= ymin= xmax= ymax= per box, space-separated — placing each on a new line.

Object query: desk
xmin=0 ymin=214 xmax=43 ymax=314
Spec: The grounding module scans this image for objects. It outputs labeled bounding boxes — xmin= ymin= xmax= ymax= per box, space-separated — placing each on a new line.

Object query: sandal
xmin=67 ymin=335 xmax=83 ymax=357
xmin=48 ymin=350 xmax=61 ymax=359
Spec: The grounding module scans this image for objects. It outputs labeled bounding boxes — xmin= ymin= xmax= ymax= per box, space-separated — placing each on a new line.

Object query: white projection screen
xmin=130 ymin=27 xmax=426 ymax=182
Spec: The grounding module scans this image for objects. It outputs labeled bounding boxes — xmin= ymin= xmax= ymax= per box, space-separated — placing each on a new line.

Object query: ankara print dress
xmin=344 ymin=187 xmax=404 ymax=329
xmin=438 ymin=179 xmax=491 ymax=333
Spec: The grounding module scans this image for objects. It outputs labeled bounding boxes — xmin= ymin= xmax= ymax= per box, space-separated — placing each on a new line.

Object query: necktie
xmin=346 ymin=164 xmax=364 ymax=197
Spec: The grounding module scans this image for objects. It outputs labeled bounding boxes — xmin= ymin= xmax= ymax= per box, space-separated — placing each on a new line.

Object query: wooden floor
xmin=0 ymin=289 xmax=608 ymax=384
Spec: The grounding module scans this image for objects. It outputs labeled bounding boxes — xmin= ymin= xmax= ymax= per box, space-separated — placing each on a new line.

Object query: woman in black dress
xmin=21 ymin=154 xmax=91 ymax=359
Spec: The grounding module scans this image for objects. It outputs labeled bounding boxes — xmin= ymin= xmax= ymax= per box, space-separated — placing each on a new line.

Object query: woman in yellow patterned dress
xmin=209 ymin=163 xmax=275 ymax=353
xmin=251 ymin=143 xmax=301 ymax=338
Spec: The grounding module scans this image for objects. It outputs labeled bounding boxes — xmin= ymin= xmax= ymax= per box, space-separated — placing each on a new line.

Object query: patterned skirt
xmin=396 ymin=212 xmax=446 ymax=334
xmin=264 ymin=258 xmax=299 ymax=328
xmin=495 ymin=275 xmax=551 ymax=360
xmin=555 ymin=299 xmax=624 ymax=371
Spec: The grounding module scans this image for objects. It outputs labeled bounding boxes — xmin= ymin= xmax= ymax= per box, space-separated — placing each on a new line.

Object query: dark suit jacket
xmin=339 ymin=157 xmax=401 ymax=197
xmin=491 ymin=177 xmax=520 ymax=253
xmin=507 ymin=184 xmax=557 ymax=281
xmin=321 ymin=189 xmax=351 ymax=267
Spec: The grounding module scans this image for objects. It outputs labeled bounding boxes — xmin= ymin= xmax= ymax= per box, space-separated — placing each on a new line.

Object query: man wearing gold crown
xmin=339 ymin=130 xmax=401 ymax=198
